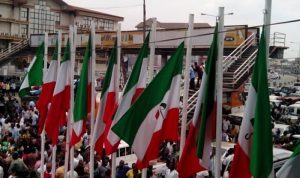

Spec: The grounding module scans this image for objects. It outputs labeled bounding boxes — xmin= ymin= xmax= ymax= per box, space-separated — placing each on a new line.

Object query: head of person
xmin=46 ymin=162 xmax=52 ymax=173
xmin=131 ymin=163 xmax=137 ymax=171
xmin=119 ymin=160 xmax=125 ymax=168
xmin=12 ymin=152 xmax=19 ymax=160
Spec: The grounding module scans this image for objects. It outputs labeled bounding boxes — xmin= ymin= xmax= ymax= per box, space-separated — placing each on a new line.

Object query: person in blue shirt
xmin=116 ymin=160 xmax=130 ymax=178
xmin=189 ymin=65 xmax=196 ymax=90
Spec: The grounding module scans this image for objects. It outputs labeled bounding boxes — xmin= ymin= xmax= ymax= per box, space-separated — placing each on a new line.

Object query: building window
xmin=28 ymin=1 xmax=56 ymax=34
xmin=20 ymin=25 xmax=28 ymax=36
xmin=20 ymin=8 xmax=28 ymax=21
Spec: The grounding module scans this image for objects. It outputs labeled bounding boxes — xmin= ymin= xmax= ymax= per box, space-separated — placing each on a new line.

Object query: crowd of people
xmin=0 ymin=91 xmax=181 ymax=178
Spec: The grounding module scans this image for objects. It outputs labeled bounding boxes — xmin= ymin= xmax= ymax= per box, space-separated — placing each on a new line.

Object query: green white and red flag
xmin=177 ymin=24 xmax=218 ymax=178
xmin=112 ymin=42 xmax=184 ymax=168
xmin=70 ymin=36 xmax=92 ymax=146
xmin=45 ymin=40 xmax=71 ymax=145
xmin=230 ymin=26 xmax=273 ymax=178
xmin=37 ymin=41 xmax=59 ymax=134
xmin=277 ymin=143 xmax=300 ymax=178
xmin=105 ymin=33 xmax=150 ymax=155
xmin=92 ymin=41 xmax=118 ymax=155
xmin=19 ymin=42 xmax=44 ymax=97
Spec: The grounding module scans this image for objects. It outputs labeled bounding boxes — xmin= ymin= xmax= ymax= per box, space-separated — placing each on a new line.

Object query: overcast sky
xmin=65 ymin=0 xmax=300 ymax=59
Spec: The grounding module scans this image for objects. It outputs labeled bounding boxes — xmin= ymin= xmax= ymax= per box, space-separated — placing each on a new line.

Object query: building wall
xmin=0 ymin=22 xmax=10 ymax=34
xmin=61 ymin=12 xmax=72 ymax=27
xmin=0 ymin=4 xmax=12 ymax=18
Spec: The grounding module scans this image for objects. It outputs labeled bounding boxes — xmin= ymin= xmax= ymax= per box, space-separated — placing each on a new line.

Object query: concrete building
xmin=0 ymin=0 xmax=123 ymax=76
xmin=0 ymin=0 xmax=123 ymax=49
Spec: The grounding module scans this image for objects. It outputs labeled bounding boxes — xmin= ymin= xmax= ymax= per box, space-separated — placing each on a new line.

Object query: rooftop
xmin=135 ymin=18 xmax=210 ymax=29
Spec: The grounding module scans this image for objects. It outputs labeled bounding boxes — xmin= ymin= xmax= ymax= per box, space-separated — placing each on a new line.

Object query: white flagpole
xmin=111 ymin=22 xmax=121 ymax=178
xmin=40 ymin=32 xmax=48 ymax=178
xmin=264 ymin=1 xmax=274 ymax=177
xmin=141 ymin=17 xmax=157 ymax=178
xmin=179 ymin=14 xmax=194 ymax=157
xmin=70 ymin=25 xmax=77 ymax=178
xmin=148 ymin=18 xmax=156 ymax=81
xmin=264 ymin=0 xmax=272 ymax=67
xmin=215 ymin=7 xmax=224 ymax=178
xmin=89 ymin=21 xmax=96 ymax=178
xmin=51 ymin=31 xmax=61 ymax=178
xmin=64 ymin=26 xmax=73 ymax=178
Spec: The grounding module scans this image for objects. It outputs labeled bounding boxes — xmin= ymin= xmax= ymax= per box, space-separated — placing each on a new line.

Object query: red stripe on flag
xmin=229 ymin=143 xmax=251 ymax=178
xmin=95 ymin=92 xmax=118 ymax=154
xmin=45 ymin=86 xmax=70 ymax=145
xmin=70 ymin=121 xmax=86 ymax=147
xmin=131 ymin=88 xmax=144 ymax=104
xmin=87 ymin=84 xmax=92 ymax=113
xmin=177 ymin=121 xmax=205 ymax=178
xmin=136 ymin=108 xmax=179 ymax=169
xmin=103 ymin=92 xmax=118 ymax=123
xmin=37 ymin=82 xmax=56 ymax=134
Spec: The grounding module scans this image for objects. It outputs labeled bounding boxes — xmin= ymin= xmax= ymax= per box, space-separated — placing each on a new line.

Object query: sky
xmin=65 ymin=0 xmax=300 ymax=59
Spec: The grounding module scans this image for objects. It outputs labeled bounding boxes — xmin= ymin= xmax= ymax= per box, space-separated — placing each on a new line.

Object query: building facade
xmin=0 ymin=0 xmax=123 ymax=49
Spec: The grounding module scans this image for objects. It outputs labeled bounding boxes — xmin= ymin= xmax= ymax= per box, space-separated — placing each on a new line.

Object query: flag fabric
xmin=92 ymin=41 xmax=118 ymax=155
xmin=230 ymin=26 xmax=273 ymax=178
xmin=37 ymin=41 xmax=59 ymax=134
xmin=112 ymin=42 xmax=184 ymax=168
xmin=19 ymin=42 xmax=44 ymax=97
xmin=105 ymin=33 xmax=150 ymax=155
xmin=70 ymin=36 xmax=92 ymax=146
xmin=45 ymin=40 xmax=71 ymax=145
xmin=276 ymin=143 xmax=300 ymax=178
xmin=177 ymin=24 xmax=218 ymax=178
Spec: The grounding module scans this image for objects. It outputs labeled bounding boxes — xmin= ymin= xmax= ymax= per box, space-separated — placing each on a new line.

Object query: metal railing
xmin=223 ymin=33 xmax=256 ymax=72
xmin=224 ymin=49 xmax=258 ymax=88
xmin=0 ymin=39 xmax=29 ymax=61
xmin=270 ymin=32 xmax=286 ymax=47
xmin=184 ymin=37 xmax=258 ymax=125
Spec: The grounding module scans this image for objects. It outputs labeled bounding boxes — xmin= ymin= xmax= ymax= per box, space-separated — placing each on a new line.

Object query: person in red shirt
xmin=44 ymin=162 xmax=53 ymax=178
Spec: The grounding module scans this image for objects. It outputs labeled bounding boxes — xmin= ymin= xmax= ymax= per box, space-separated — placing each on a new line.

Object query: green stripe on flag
xmin=61 ymin=40 xmax=70 ymax=63
xmin=250 ymin=26 xmax=273 ymax=178
xmin=73 ymin=36 xmax=91 ymax=122
xmin=18 ymin=42 xmax=44 ymax=97
xmin=291 ymin=143 xmax=300 ymax=158
xmin=123 ymin=33 xmax=150 ymax=94
xmin=112 ymin=42 xmax=184 ymax=145
xmin=101 ymin=40 xmax=118 ymax=99
xmin=52 ymin=40 xmax=59 ymax=61
xmin=196 ymin=23 xmax=218 ymax=157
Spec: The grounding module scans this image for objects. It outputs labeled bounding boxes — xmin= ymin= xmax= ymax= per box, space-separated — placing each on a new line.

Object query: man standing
xmin=189 ymin=65 xmax=195 ymax=90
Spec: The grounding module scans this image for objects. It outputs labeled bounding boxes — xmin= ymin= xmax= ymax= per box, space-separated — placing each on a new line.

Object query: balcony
xmin=0 ymin=16 xmax=28 ymax=25
xmin=0 ymin=33 xmax=27 ymax=41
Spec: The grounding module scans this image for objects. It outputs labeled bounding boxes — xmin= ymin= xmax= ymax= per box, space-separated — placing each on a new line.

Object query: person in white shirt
xmin=165 ymin=158 xmax=178 ymax=178
xmin=222 ymin=118 xmax=230 ymax=132
xmin=31 ymin=111 xmax=39 ymax=126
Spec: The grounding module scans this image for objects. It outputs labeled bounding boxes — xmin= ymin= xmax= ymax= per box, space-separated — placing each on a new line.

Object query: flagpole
xmin=264 ymin=0 xmax=272 ymax=68
xmin=51 ymin=31 xmax=61 ymax=178
xmin=215 ymin=7 xmax=224 ymax=178
xmin=89 ymin=21 xmax=96 ymax=178
xmin=40 ymin=32 xmax=48 ymax=178
xmin=64 ymin=25 xmax=73 ymax=178
xmin=264 ymin=1 xmax=274 ymax=177
xmin=70 ymin=24 xmax=77 ymax=178
xmin=111 ymin=23 xmax=121 ymax=178
xmin=179 ymin=14 xmax=194 ymax=157
xmin=148 ymin=18 xmax=156 ymax=80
